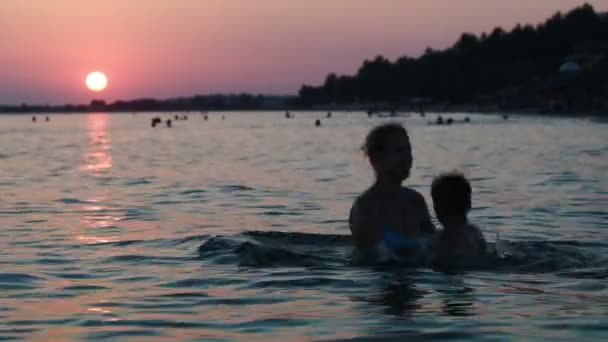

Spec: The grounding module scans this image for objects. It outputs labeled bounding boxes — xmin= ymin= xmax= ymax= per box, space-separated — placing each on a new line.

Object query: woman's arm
xmin=349 ymin=198 xmax=381 ymax=252
xmin=414 ymin=191 xmax=437 ymax=235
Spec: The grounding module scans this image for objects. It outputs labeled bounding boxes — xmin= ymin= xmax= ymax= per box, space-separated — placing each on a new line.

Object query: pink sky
xmin=1 ymin=0 xmax=607 ymax=105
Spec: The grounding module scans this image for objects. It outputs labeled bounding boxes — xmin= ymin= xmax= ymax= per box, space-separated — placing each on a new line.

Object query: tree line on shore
xmin=297 ymin=4 xmax=608 ymax=113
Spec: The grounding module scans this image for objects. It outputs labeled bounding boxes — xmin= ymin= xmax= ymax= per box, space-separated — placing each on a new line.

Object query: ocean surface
xmin=1 ymin=111 xmax=607 ymax=341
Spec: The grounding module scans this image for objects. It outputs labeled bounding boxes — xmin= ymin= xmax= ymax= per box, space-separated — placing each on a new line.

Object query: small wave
xmin=492 ymin=240 xmax=603 ymax=273
xmin=196 ymin=231 xmax=605 ymax=275
xmin=113 ymin=276 xmax=158 ymax=283
xmin=170 ymin=234 xmax=209 ymax=245
xmin=46 ymin=272 xmax=104 ymax=280
xmin=59 ymin=143 xmax=79 ymax=149
xmin=179 ymin=189 xmax=207 ymax=195
xmin=242 ymin=231 xmax=351 ymax=246
xmin=124 ymin=178 xmax=153 ymax=186
xmin=154 ymin=200 xmax=189 ymax=205
xmin=34 ymin=258 xmax=75 ymax=265
xmin=87 ymin=235 xmax=207 ymax=249
xmin=0 ymin=272 xmax=42 ymax=281
xmin=327 ymin=331 xmax=476 ymax=341
xmin=161 ymin=277 xmax=242 ymax=288
xmin=218 ymin=184 xmax=255 ymax=192
xmin=198 ymin=233 xmax=350 ymax=267
xmin=120 ymin=207 xmax=158 ymax=221
xmin=101 ymin=254 xmax=190 ymax=264
xmin=581 ymin=148 xmax=604 ymax=157
xmin=85 ymin=330 xmax=160 ymax=340
xmin=159 ymin=291 xmax=209 ymax=298
xmin=257 ymin=210 xmax=304 ymax=217
xmin=0 ymin=272 xmax=43 ymax=290
xmin=557 ymin=267 xmax=608 ymax=279
xmin=25 ymin=219 xmax=48 ymax=223
xmin=62 ymin=285 xmax=108 ymax=291
xmin=318 ymin=219 xmax=349 ymax=224
xmin=55 ymin=198 xmax=89 ymax=204
xmin=246 ymin=277 xmax=359 ymax=289
xmin=87 ymin=239 xmax=150 ymax=247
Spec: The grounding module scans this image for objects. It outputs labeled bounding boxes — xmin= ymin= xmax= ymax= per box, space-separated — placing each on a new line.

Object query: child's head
xmin=431 ymin=172 xmax=472 ymax=224
xmin=362 ymin=123 xmax=413 ymax=182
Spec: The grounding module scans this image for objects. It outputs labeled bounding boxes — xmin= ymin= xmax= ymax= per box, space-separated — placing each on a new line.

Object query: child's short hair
xmin=431 ymin=172 xmax=472 ymax=217
xmin=362 ymin=122 xmax=410 ymax=160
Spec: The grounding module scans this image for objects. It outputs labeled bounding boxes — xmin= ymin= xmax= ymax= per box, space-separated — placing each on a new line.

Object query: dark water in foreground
xmin=1 ymin=112 xmax=607 ymax=341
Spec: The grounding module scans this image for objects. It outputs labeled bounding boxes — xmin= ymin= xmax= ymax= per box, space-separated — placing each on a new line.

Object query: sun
xmin=85 ymin=71 xmax=108 ymax=92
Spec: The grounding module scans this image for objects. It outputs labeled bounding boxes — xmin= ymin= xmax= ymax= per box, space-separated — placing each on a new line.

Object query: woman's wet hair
xmin=431 ymin=172 xmax=472 ymax=216
xmin=362 ymin=122 xmax=411 ymax=160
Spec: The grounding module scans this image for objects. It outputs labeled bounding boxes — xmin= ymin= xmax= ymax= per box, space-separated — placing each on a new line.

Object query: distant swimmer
xmin=166 ymin=119 xmax=172 ymax=127
xmin=32 ymin=116 xmax=36 ymax=122
xmin=204 ymin=114 xmax=208 ymax=121
xmin=349 ymin=123 xmax=436 ymax=262
xmin=151 ymin=117 xmax=162 ymax=127
xmin=431 ymin=172 xmax=486 ymax=269
xmin=464 ymin=116 xmax=470 ymax=123
xmin=175 ymin=115 xmax=179 ymax=121
xmin=45 ymin=116 xmax=50 ymax=122
xmin=315 ymin=119 xmax=321 ymax=127
xmin=446 ymin=118 xmax=453 ymax=125
xmin=436 ymin=116 xmax=444 ymax=125
xmin=326 ymin=112 xmax=332 ymax=118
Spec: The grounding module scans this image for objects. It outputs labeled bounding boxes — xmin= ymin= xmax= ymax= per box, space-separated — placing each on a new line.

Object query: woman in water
xmin=349 ymin=123 xmax=436 ymax=262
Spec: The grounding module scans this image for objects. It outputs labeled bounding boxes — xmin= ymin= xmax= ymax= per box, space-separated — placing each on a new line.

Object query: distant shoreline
xmin=1 ymin=106 xmax=605 ymax=118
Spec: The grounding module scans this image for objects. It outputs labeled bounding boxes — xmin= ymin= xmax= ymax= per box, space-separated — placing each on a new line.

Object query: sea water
xmin=1 ymin=112 xmax=607 ymax=341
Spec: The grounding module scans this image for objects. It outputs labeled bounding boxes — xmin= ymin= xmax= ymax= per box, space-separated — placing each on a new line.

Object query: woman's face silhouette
xmin=371 ymin=133 xmax=413 ymax=182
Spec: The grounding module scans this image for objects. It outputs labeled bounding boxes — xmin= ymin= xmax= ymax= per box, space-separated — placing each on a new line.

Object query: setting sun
xmin=85 ymin=71 xmax=108 ymax=92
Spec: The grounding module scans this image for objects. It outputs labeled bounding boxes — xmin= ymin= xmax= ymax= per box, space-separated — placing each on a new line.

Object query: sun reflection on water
xmin=77 ymin=113 xmax=123 ymax=244
xmin=81 ymin=113 xmax=113 ymax=174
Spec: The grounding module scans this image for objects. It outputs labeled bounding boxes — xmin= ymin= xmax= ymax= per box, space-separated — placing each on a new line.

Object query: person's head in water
xmin=431 ymin=172 xmax=471 ymax=226
xmin=363 ymin=123 xmax=413 ymax=184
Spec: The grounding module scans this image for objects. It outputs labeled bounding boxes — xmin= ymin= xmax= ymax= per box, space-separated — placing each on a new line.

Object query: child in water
xmin=431 ymin=172 xmax=486 ymax=268
xmin=349 ymin=123 xmax=436 ymax=262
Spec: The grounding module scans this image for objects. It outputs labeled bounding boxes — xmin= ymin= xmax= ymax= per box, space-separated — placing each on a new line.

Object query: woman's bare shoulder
xmin=350 ymin=190 xmax=375 ymax=220
xmin=401 ymin=187 xmax=426 ymax=201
